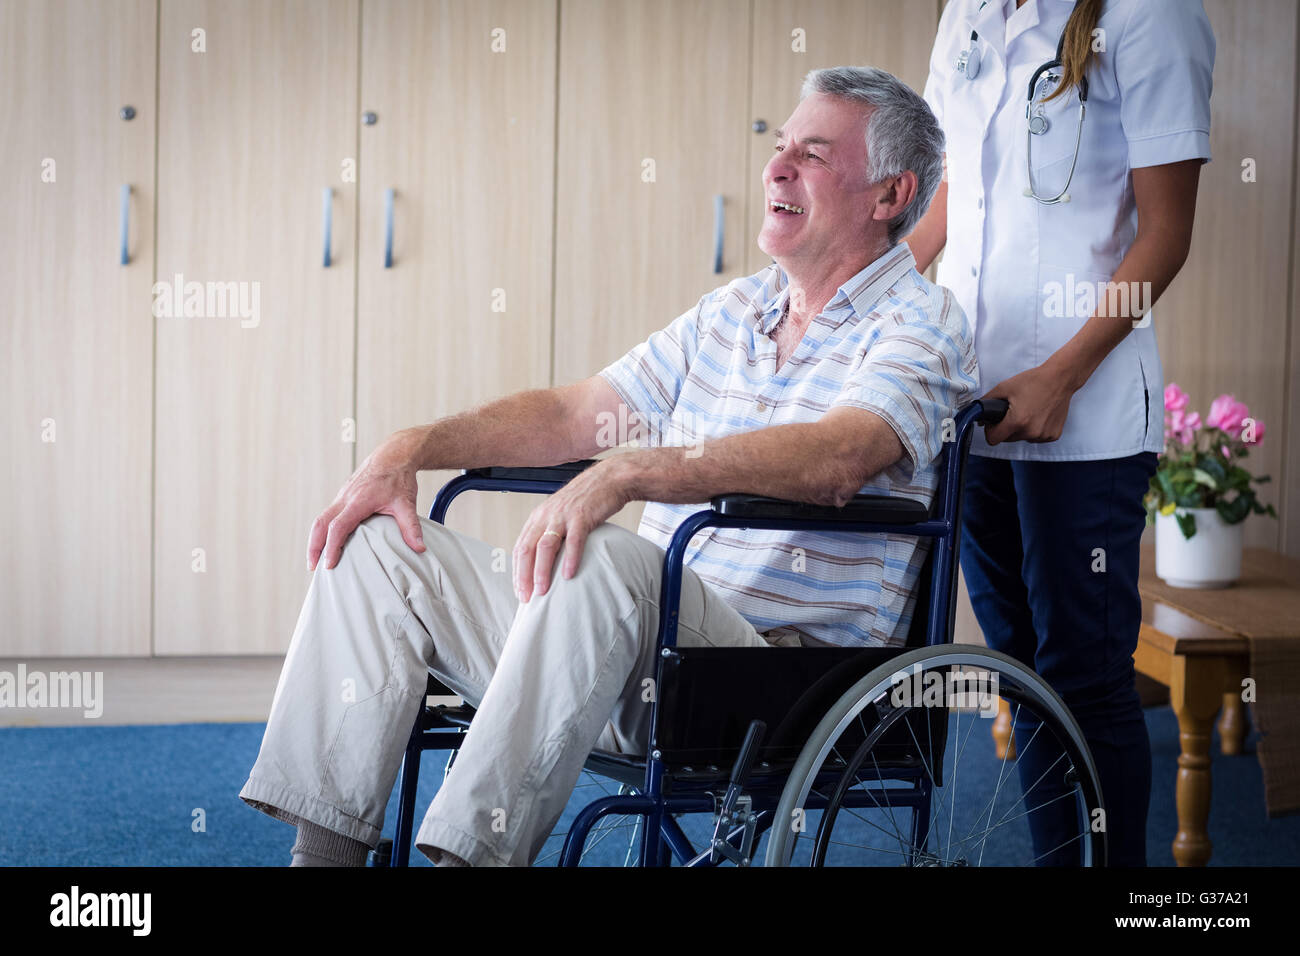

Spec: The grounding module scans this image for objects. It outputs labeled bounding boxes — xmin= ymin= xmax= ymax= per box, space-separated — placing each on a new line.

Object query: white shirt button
xmin=756 ymin=400 xmax=767 ymax=412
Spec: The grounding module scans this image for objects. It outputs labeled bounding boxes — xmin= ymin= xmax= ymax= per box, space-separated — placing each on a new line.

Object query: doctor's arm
xmin=982 ymin=158 xmax=1202 ymax=445
xmin=906 ymin=165 xmax=948 ymax=273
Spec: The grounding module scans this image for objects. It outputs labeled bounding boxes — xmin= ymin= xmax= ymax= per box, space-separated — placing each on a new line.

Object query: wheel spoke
xmin=943 ymin=679 xmax=985 ymax=859
xmin=896 ymin=703 xmax=955 ymax=855
xmin=974 ymin=699 xmax=1021 ymax=866
xmin=808 ymin=783 xmax=912 ymax=853
xmin=954 ymin=786 xmax=1079 ymax=851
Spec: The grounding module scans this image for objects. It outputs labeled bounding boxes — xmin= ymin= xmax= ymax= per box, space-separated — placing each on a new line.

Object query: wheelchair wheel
xmin=764 ymin=646 xmax=1107 ymax=867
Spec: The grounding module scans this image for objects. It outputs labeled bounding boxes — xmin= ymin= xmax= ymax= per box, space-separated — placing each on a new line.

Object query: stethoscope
xmin=955 ymin=2 xmax=1088 ymax=204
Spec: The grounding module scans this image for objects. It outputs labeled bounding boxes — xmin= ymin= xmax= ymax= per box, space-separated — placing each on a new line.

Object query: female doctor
xmin=907 ymin=0 xmax=1214 ymax=866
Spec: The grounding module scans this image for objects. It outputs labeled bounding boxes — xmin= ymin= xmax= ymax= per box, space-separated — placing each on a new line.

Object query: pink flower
xmin=1206 ymin=394 xmax=1250 ymax=438
xmin=1167 ymin=408 xmax=1201 ymax=446
xmin=1164 ymin=383 xmax=1189 ymax=413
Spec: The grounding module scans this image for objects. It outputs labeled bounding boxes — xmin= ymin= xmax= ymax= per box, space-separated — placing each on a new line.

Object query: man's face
xmin=757 ymin=92 xmax=879 ymax=269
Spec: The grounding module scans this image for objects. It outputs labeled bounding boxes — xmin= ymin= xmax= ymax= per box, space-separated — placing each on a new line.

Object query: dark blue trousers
xmin=959 ymin=451 xmax=1157 ymax=866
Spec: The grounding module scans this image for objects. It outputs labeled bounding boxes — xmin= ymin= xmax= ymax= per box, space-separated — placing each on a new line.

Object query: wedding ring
xmin=541 ymin=529 xmax=563 ymax=540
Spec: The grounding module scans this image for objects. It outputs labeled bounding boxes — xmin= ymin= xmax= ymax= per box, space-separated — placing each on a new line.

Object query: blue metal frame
xmin=392 ymin=400 xmax=996 ymax=866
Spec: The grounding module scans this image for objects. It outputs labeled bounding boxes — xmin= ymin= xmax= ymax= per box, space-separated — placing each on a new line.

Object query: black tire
xmin=764 ymin=646 xmax=1107 ymax=867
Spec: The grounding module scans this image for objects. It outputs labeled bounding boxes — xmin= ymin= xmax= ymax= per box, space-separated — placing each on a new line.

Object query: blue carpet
xmin=0 ymin=707 xmax=1295 ymax=866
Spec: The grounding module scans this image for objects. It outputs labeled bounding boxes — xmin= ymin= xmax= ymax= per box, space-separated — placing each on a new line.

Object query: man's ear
xmin=872 ymin=170 xmax=919 ymax=224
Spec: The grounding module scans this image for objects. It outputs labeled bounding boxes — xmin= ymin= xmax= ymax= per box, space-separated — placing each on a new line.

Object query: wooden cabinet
xmin=745 ymin=0 xmax=941 ymax=274
xmin=552 ymin=0 xmax=752 ymax=385
xmin=153 ymin=0 xmax=360 ymax=654
xmin=356 ymin=0 xmax=557 ymax=551
xmin=0 ymin=0 xmax=156 ymax=656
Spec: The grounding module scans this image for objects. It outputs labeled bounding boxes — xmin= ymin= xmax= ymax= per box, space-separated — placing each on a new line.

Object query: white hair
xmin=800 ymin=66 xmax=945 ymax=245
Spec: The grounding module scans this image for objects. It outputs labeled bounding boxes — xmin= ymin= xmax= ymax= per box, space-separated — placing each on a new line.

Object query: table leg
xmin=1169 ymin=656 xmax=1225 ymax=867
xmin=1217 ymin=691 xmax=1247 ymax=757
xmin=993 ymin=698 xmax=1015 ymax=761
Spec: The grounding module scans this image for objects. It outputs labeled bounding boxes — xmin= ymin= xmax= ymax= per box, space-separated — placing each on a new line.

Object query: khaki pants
xmin=239 ymin=513 xmax=796 ymax=866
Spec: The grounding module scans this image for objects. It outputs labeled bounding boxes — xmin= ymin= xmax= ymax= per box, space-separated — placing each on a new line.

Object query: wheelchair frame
xmin=388 ymin=398 xmax=1009 ymax=867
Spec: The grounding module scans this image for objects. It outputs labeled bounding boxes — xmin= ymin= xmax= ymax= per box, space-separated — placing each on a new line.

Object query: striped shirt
xmin=598 ymin=242 xmax=978 ymax=647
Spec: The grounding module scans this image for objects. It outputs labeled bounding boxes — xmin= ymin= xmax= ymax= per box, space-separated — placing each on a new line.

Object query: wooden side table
xmin=1133 ymin=596 xmax=1246 ymax=866
xmin=1136 ymin=546 xmax=1300 ymax=866
xmin=992 ymin=547 xmax=1300 ymax=866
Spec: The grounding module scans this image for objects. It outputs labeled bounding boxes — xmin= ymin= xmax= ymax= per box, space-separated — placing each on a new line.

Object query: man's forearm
xmin=608 ymin=415 xmax=902 ymax=509
xmin=402 ymin=387 xmax=580 ymax=472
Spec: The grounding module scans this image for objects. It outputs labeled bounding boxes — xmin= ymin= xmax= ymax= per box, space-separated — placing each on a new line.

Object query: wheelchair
xmin=378 ymin=399 xmax=1107 ymax=867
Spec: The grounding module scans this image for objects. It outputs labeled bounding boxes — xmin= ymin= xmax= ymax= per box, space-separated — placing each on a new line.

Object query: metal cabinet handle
xmin=119 ymin=184 xmax=130 ymax=265
xmin=712 ymin=194 xmax=724 ymax=274
xmin=322 ymin=187 xmax=333 ymax=268
xmin=384 ymin=188 xmax=394 ymax=268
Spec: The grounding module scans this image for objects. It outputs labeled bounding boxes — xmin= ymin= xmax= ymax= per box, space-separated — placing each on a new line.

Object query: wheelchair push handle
xmin=974 ymin=397 xmax=1008 ymax=425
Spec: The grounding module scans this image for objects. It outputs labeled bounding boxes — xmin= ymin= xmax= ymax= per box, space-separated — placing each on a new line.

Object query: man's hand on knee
xmin=512 ymin=459 xmax=632 ymax=602
xmin=308 ymin=430 xmax=427 ymax=571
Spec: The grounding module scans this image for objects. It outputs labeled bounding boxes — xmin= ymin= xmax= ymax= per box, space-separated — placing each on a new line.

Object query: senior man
xmin=240 ymin=65 xmax=977 ymax=868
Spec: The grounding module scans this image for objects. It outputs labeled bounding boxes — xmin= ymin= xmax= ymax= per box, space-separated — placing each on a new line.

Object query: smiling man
xmin=240 ymin=66 xmax=977 ymax=868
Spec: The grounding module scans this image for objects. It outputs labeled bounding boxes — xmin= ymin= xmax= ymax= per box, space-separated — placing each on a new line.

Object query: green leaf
xmin=1175 ymin=511 xmax=1197 ymax=539
xmin=1156 ymin=470 xmax=1176 ymax=501
xmin=1216 ymin=495 xmax=1251 ymax=524
xmin=1198 ymin=456 xmax=1227 ymax=484
xmin=1191 ymin=468 xmax=1218 ymax=489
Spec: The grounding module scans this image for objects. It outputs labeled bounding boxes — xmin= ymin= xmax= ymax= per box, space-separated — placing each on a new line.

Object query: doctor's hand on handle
xmin=980 ymin=361 xmax=1079 ymax=445
xmin=307 ymin=428 xmax=427 ymax=572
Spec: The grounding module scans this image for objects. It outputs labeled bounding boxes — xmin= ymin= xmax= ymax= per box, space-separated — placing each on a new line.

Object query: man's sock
xmin=290 ymin=819 xmax=370 ymax=867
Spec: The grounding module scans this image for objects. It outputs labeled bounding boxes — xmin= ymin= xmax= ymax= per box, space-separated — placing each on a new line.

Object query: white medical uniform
xmin=923 ymin=0 xmax=1214 ymax=460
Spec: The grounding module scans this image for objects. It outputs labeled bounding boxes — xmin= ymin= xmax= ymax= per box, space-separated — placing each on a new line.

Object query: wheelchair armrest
xmin=710 ymin=492 xmax=930 ymax=525
xmin=461 ymin=459 xmax=600 ymax=484
xmin=705 ymin=400 xmax=1004 ymax=526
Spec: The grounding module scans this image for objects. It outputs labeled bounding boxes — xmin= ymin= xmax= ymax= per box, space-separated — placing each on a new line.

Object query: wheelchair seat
xmin=417 ymin=538 xmax=938 ymax=785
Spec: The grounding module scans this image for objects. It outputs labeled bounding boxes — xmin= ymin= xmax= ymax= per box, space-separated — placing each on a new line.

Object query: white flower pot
xmin=1155 ymin=508 xmax=1243 ymax=589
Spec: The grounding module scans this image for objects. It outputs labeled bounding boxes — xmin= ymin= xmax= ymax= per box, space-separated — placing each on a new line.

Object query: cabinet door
xmin=551 ymin=0 xmax=750 ymax=536
xmin=0 ymin=0 xmax=156 ymax=656
xmin=745 ymin=0 xmax=941 ymax=275
xmin=154 ymin=0 xmax=359 ymax=654
xmin=357 ymin=0 xmax=557 ymax=551
xmin=552 ymin=0 xmax=752 ymax=386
